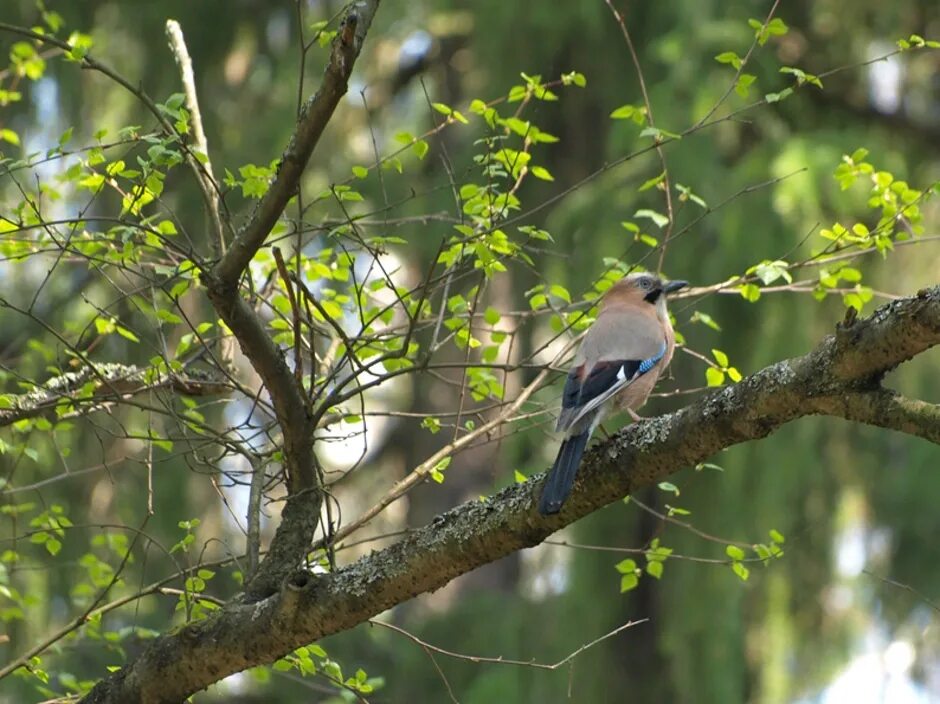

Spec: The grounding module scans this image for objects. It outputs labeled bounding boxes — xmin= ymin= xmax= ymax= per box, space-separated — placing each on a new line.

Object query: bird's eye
xmin=639 ymin=277 xmax=653 ymax=289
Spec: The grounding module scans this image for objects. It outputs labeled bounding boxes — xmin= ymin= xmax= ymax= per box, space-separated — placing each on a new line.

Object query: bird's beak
xmin=662 ymin=279 xmax=688 ymax=294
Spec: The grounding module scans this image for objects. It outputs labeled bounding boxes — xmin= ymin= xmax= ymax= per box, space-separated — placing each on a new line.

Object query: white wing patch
xmin=567 ymin=341 xmax=667 ymax=430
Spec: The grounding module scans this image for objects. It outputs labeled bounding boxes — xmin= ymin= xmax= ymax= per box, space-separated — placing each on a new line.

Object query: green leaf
xmin=732 ymin=561 xmax=750 ymax=581
xmin=351 ymin=165 xmax=368 ymax=179
xmin=459 ymin=183 xmax=479 ymax=200
xmin=750 ymin=17 xmax=787 ymax=46
xmin=769 ymin=529 xmax=785 ymax=544
xmin=839 ymin=267 xmax=862 ymax=283
xmin=620 ymin=573 xmax=639 ymax=592
xmin=116 ymin=325 xmax=140 ymax=343
xmin=715 ymin=51 xmax=742 ymax=70
xmin=850 ymin=147 xmax=869 ymax=163
xmin=751 ymin=259 xmax=792 ymax=285
xmin=634 ymin=209 xmax=669 ymax=228
xmin=561 ymin=71 xmax=587 ymax=87
xmin=646 ymin=560 xmax=664 ymax=579
xmin=711 ymin=349 xmax=729 ymax=367
xmin=412 ymin=140 xmax=429 ymax=160
xmin=0 ymin=128 xmax=20 ymax=146
xmin=725 ymin=545 xmax=746 ymax=561
xmin=690 ymin=311 xmax=721 ymax=331
xmin=658 ymin=481 xmax=679 ymax=495
xmin=780 ymin=66 xmax=823 ymax=88
xmin=675 ymin=183 xmax=707 ymax=208
xmin=638 ymin=171 xmax=666 ymax=192
xmin=705 ymin=367 xmax=725 ymax=387
xmin=766 ymin=18 xmax=789 ymax=36
xmin=530 ymin=165 xmax=554 ymax=181
xmin=430 ymin=456 xmax=451 ymax=483
xmin=735 ymin=73 xmax=756 ymax=98
xmin=514 ymin=470 xmax=527 ymax=484
xmin=843 ymin=292 xmax=864 ymax=312
xmin=549 ymin=284 xmax=571 ymax=303
xmin=615 ymin=558 xmax=637 ymax=574
xmin=639 ymin=126 xmax=682 ymax=141
xmin=764 ymin=88 xmax=793 ymax=103
xmin=738 ymin=283 xmax=761 ymax=302
xmin=610 ymin=104 xmax=638 ymax=119
xmin=507 ymin=85 xmax=527 ymax=102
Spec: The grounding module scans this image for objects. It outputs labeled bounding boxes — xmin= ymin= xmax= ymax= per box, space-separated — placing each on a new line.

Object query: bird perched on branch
xmin=538 ymin=273 xmax=687 ymax=515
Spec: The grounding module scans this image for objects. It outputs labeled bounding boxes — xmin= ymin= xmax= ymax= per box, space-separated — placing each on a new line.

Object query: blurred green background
xmin=2 ymin=0 xmax=940 ymax=702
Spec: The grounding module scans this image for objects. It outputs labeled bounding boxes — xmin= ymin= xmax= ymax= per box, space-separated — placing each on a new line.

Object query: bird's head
xmin=604 ymin=272 xmax=688 ymax=307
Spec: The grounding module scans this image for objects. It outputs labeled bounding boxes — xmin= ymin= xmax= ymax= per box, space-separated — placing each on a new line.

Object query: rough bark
xmin=80 ymin=288 xmax=940 ymax=703
xmin=200 ymin=0 xmax=382 ymax=599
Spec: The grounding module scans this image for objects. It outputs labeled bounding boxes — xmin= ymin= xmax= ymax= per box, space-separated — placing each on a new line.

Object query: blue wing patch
xmin=638 ymin=343 xmax=666 ymax=373
xmin=562 ymin=342 xmax=666 ymax=411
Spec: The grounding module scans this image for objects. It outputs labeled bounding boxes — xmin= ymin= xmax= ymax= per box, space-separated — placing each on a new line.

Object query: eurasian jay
xmin=538 ymin=272 xmax=687 ymax=515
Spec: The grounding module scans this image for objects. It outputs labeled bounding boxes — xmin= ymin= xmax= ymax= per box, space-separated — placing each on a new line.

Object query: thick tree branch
xmin=80 ymin=288 xmax=940 ymax=703
xmin=0 ymin=363 xmax=227 ymax=427
xmin=812 ymin=389 xmax=940 ymax=443
xmin=200 ymin=1 xmax=381 ymax=597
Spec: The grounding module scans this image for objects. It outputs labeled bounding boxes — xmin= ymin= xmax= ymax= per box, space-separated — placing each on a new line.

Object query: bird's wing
xmin=556 ymin=310 xmax=666 ymax=434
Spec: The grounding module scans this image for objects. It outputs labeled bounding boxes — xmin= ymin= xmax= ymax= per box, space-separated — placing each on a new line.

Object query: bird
xmin=538 ymin=272 xmax=687 ymax=515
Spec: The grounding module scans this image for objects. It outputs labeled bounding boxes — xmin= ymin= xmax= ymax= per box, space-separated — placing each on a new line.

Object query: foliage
xmin=0 ymin=1 xmax=938 ymax=702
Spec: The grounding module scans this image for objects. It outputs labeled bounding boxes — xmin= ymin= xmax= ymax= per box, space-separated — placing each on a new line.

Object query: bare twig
xmin=603 ymin=0 xmax=676 ymax=273
xmin=165 ymin=19 xmax=225 ymax=257
xmin=371 ymin=618 xmax=648 ymax=670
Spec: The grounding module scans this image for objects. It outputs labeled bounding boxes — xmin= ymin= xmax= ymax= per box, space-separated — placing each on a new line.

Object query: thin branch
xmin=164 ymin=19 xmax=225 ymax=257
xmin=211 ymin=3 xmax=380 ymax=287
xmin=603 ymin=0 xmax=676 ymax=272
xmin=370 ymin=618 xmax=648 ymax=670
xmin=0 ymin=22 xmax=224 ymax=249
xmin=691 ymin=0 xmax=782 ymax=129
xmin=0 ymin=516 xmax=150 ymax=681
xmin=246 ymin=456 xmax=269 ymax=577
xmin=863 ymin=569 xmax=940 ymax=614
xmin=315 ymin=335 xmax=579 ymax=549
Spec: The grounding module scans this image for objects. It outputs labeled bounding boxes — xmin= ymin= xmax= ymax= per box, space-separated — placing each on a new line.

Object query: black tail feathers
xmin=538 ymin=432 xmax=590 ymax=515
